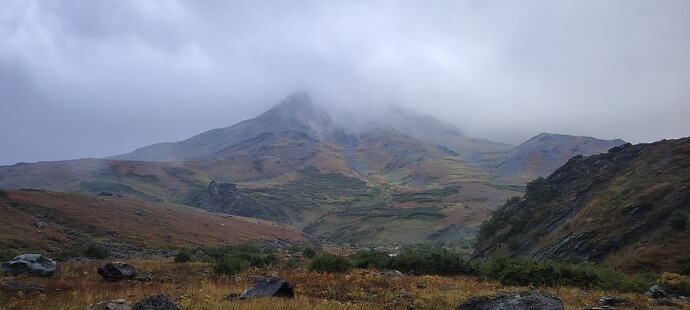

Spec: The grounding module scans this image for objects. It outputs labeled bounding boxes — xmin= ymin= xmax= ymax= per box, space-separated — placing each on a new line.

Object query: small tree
xmin=84 ymin=244 xmax=109 ymax=259
xmin=175 ymin=248 xmax=193 ymax=263
xmin=669 ymin=210 xmax=688 ymax=231
xmin=215 ymin=254 xmax=250 ymax=276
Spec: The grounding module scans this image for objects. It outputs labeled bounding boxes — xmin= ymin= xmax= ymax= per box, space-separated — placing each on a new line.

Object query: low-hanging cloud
xmin=1 ymin=0 xmax=689 ymax=165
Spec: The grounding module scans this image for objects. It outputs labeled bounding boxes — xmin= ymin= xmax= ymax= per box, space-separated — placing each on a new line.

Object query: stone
xmin=597 ymin=296 xmax=633 ymax=306
xmin=34 ymin=218 xmax=47 ymax=230
xmin=1 ymin=254 xmax=57 ymax=277
xmin=2 ymin=279 xmax=46 ymax=293
xmin=239 ymin=276 xmax=294 ymax=299
xmin=132 ymin=293 xmax=184 ymax=310
xmin=89 ymin=299 xmax=132 ymax=310
xmin=384 ymin=270 xmax=403 ymax=277
xmin=193 ymin=250 xmax=207 ymax=260
xmin=645 ymin=284 xmax=668 ymax=299
xmin=98 ymin=262 xmax=137 ymax=281
xmin=648 ymin=299 xmax=684 ymax=308
xmin=455 ymin=289 xmax=563 ymax=310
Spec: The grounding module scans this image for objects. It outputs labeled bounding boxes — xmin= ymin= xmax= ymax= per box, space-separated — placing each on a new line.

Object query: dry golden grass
xmin=1 ymin=259 xmax=684 ymax=310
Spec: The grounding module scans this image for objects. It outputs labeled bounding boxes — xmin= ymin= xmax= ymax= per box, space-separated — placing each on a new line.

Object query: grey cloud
xmin=1 ymin=0 xmax=689 ymax=165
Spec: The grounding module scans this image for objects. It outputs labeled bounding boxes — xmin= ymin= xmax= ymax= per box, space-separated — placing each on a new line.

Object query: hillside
xmin=474 ymin=137 xmax=690 ymax=273
xmin=0 ymin=94 xmax=627 ymax=244
xmin=494 ymin=133 xmax=626 ymax=183
xmin=0 ymin=190 xmax=305 ymax=256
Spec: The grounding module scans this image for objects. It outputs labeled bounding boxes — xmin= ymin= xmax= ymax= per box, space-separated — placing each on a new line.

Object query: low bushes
xmin=309 ymin=252 xmax=350 ymax=273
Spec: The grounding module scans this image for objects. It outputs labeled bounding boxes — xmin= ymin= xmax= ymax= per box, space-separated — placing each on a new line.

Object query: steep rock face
xmin=194 ymin=181 xmax=241 ymax=214
xmin=496 ymin=133 xmax=626 ymax=183
xmin=474 ymin=137 xmax=690 ymax=273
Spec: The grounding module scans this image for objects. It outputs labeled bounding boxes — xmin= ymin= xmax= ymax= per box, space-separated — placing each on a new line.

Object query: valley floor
xmin=1 ymin=259 xmax=681 ymax=310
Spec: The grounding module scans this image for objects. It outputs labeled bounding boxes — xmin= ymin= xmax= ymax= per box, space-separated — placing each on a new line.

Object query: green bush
xmin=175 ymin=248 xmax=193 ymax=263
xmin=482 ymin=255 xmax=650 ymax=292
xmin=351 ymin=250 xmax=391 ymax=269
xmin=302 ymin=247 xmax=317 ymax=258
xmin=391 ymin=247 xmax=478 ymax=276
xmin=525 ymin=177 xmax=556 ymax=202
xmin=84 ymin=244 xmax=109 ymax=259
xmin=309 ymin=252 xmax=351 ymax=273
xmin=214 ymin=254 xmax=250 ymax=276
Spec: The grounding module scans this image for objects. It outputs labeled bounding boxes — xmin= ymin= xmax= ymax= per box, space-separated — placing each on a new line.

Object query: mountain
xmin=0 ymin=93 xmax=628 ymax=244
xmin=494 ymin=133 xmax=626 ymax=183
xmin=0 ymin=189 xmax=305 ymax=256
xmin=473 ymin=137 xmax=690 ymax=273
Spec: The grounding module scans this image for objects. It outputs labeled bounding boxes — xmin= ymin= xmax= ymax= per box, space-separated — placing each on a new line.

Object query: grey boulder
xmin=2 ymin=279 xmax=46 ymax=293
xmin=455 ymin=289 xmax=563 ymax=310
xmin=240 ymin=276 xmax=294 ymax=299
xmin=98 ymin=262 xmax=137 ymax=281
xmin=132 ymin=293 xmax=184 ymax=310
xmin=89 ymin=299 xmax=132 ymax=310
xmin=1 ymin=254 xmax=57 ymax=277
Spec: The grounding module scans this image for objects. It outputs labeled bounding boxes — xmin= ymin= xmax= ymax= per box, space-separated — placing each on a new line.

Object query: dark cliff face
xmin=195 ymin=181 xmax=241 ymax=214
xmin=474 ymin=137 xmax=690 ymax=273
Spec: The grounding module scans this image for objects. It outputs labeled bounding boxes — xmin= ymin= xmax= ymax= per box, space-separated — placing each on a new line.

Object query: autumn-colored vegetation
xmin=0 ymin=257 xmax=667 ymax=310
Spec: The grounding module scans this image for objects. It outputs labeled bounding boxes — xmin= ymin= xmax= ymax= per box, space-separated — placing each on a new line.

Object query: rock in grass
xmin=2 ymin=279 xmax=46 ymax=293
xmin=132 ymin=293 xmax=184 ymax=310
xmin=1 ymin=254 xmax=57 ymax=277
xmin=645 ymin=284 xmax=668 ymax=299
xmin=455 ymin=289 xmax=563 ymax=310
xmin=239 ymin=276 xmax=294 ymax=299
xmin=98 ymin=262 xmax=137 ymax=282
xmin=89 ymin=299 xmax=132 ymax=310
xmin=597 ymin=296 xmax=633 ymax=306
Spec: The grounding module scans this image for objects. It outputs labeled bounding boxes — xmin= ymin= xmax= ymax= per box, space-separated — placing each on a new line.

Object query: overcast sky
xmin=1 ymin=1 xmax=689 ymax=165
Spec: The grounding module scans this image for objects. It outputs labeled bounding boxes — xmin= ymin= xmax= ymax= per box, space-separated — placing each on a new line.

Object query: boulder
xmin=89 ymin=299 xmax=132 ymax=310
xmin=384 ymin=270 xmax=403 ymax=277
xmin=239 ymin=276 xmax=294 ymax=299
xmin=455 ymin=289 xmax=563 ymax=310
xmin=1 ymin=254 xmax=57 ymax=277
xmin=597 ymin=296 xmax=633 ymax=306
xmin=645 ymin=284 xmax=668 ymax=299
xmin=2 ymin=279 xmax=46 ymax=293
xmin=98 ymin=262 xmax=137 ymax=281
xmin=132 ymin=293 xmax=184 ymax=310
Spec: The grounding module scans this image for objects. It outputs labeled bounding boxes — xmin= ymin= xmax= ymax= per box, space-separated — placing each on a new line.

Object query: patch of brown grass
xmin=0 ymin=259 xmax=678 ymax=310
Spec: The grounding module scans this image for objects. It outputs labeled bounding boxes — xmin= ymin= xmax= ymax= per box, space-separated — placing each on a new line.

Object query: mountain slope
xmin=495 ymin=133 xmax=626 ymax=183
xmin=0 ymin=190 xmax=305 ymax=256
xmin=474 ymin=137 xmax=690 ymax=273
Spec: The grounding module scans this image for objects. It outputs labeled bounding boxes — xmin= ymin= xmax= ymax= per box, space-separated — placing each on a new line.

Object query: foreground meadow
xmin=1 ymin=258 xmax=679 ymax=310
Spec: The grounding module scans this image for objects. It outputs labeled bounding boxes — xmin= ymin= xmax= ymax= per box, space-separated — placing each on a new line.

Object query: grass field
xmin=0 ymin=258 xmax=670 ymax=310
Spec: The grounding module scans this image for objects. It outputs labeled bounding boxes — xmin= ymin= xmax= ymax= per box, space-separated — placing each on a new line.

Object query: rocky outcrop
xmin=455 ymin=289 xmax=563 ymax=310
xmin=98 ymin=262 xmax=137 ymax=281
xmin=1 ymin=254 xmax=57 ymax=277
xmin=194 ymin=181 xmax=241 ymax=214
xmin=132 ymin=293 xmax=183 ymax=310
xmin=240 ymin=277 xmax=294 ymax=299
xmin=474 ymin=137 xmax=690 ymax=272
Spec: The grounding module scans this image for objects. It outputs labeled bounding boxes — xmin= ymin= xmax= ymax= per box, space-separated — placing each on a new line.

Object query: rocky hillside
xmin=474 ymin=137 xmax=690 ymax=273
xmin=495 ymin=133 xmax=625 ymax=183
xmin=0 ymin=190 xmax=305 ymax=256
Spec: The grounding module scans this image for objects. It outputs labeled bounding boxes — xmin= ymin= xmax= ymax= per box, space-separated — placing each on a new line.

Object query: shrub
xmin=214 ymin=254 xmax=250 ymax=276
xmin=175 ymin=248 xmax=193 ymax=263
xmin=0 ymin=189 xmax=7 ymax=199
xmin=391 ymin=247 xmax=478 ymax=276
xmin=669 ymin=210 xmax=688 ymax=231
xmin=302 ymin=247 xmax=317 ymax=258
xmin=351 ymin=250 xmax=391 ymax=269
xmin=309 ymin=252 xmax=351 ymax=273
xmin=285 ymin=257 xmax=301 ymax=269
xmin=658 ymin=272 xmax=690 ymax=295
xmin=525 ymin=177 xmax=556 ymax=202
xmin=482 ymin=255 xmax=649 ymax=292
xmin=84 ymin=244 xmax=109 ymax=259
